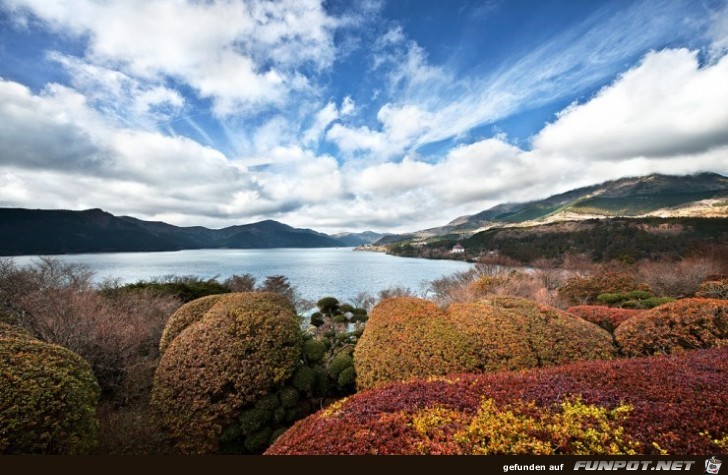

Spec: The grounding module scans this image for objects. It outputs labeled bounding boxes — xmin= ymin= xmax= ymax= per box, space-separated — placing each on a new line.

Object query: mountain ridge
xmin=375 ymin=172 xmax=728 ymax=246
xmin=0 ymin=208 xmax=348 ymax=255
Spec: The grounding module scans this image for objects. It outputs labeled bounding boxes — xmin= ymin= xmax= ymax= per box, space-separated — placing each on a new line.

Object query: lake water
xmin=8 ymin=248 xmax=472 ymax=303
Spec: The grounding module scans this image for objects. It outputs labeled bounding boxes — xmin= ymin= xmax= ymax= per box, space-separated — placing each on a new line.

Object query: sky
xmin=0 ymin=0 xmax=727 ymax=233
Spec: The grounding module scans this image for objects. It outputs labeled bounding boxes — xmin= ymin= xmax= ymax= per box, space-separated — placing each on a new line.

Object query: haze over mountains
xmin=375 ymin=172 xmax=728 ymax=246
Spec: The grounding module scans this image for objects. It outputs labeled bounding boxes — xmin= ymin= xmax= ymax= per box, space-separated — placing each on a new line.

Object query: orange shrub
xmin=480 ymin=297 xmax=616 ymax=363
xmin=158 ymin=294 xmax=225 ymax=354
xmin=353 ymin=298 xmax=466 ymax=390
xmin=151 ymin=292 xmax=302 ymax=454
xmin=615 ymin=298 xmax=728 ymax=357
xmin=567 ymin=306 xmax=642 ymax=333
xmin=354 ymin=296 xmax=616 ymax=390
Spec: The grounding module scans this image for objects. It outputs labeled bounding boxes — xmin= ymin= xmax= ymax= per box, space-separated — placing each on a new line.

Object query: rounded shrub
xmin=0 ymin=333 xmax=100 ymax=454
xmin=567 ymin=306 xmax=641 ymax=333
xmin=354 ymin=296 xmax=616 ymax=390
xmin=303 ymin=338 xmax=327 ymax=363
xmin=0 ymin=322 xmax=34 ymax=341
xmin=267 ymin=347 xmax=728 ymax=455
xmin=450 ymin=297 xmax=616 ymax=372
xmin=354 ymin=298 xmax=466 ymax=390
xmin=696 ymin=278 xmax=728 ymax=299
xmin=158 ymin=294 xmax=225 ymax=354
xmin=152 ymin=292 xmax=302 ymax=454
xmin=615 ymin=298 xmax=728 ymax=357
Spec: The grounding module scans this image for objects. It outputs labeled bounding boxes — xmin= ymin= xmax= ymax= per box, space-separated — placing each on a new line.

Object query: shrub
xmin=696 ymin=278 xmax=728 ymax=300
xmin=615 ymin=298 xmax=728 ymax=357
xmin=354 ymin=298 xmax=466 ymax=390
xmin=302 ymin=338 xmax=327 ymax=363
xmin=0 ymin=334 xmax=100 ymax=454
xmin=158 ymin=294 xmax=225 ymax=354
xmin=267 ymin=347 xmax=728 ymax=455
xmin=354 ymin=297 xmax=616 ymax=390
xmin=0 ymin=322 xmax=33 ymax=341
xmin=151 ymin=292 xmax=302 ymax=454
xmin=637 ymin=258 xmax=720 ymax=298
xmin=559 ymin=270 xmax=644 ymax=305
xmin=620 ymin=297 xmax=675 ymax=309
xmin=567 ymin=306 xmax=641 ymax=333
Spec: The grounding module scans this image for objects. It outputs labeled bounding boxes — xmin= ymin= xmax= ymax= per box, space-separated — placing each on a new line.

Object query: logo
xmin=706 ymin=457 xmax=722 ymax=475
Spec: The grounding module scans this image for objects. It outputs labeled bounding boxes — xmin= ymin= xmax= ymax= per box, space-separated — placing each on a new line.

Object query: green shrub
xmin=292 ymin=366 xmax=316 ymax=393
xmin=328 ymin=352 xmax=354 ymax=379
xmin=0 ymin=334 xmax=100 ymax=454
xmin=337 ymin=367 xmax=356 ymax=387
xmin=278 ymin=387 xmax=300 ymax=408
xmin=158 ymin=294 xmax=225 ymax=354
xmin=303 ymin=339 xmax=327 ymax=363
xmin=615 ymin=298 xmax=727 ymax=357
xmin=152 ymin=292 xmax=302 ymax=454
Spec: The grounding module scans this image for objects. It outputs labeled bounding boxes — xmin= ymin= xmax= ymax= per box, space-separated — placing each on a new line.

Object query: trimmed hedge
xmin=615 ymin=298 xmax=728 ymax=357
xmin=152 ymin=292 xmax=302 ymax=454
xmin=0 ymin=322 xmax=34 ymax=341
xmin=567 ymin=306 xmax=642 ymax=333
xmin=158 ymin=294 xmax=225 ymax=354
xmin=267 ymin=347 xmax=728 ymax=455
xmin=354 ymin=298 xmax=467 ymax=390
xmin=0 ymin=331 xmax=100 ymax=454
xmin=354 ymin=297 xmax=616 ymax=390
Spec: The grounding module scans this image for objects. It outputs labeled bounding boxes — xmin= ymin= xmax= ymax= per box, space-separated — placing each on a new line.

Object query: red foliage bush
xmin=567 ymin=306 xmax=642 ymax=333
xmin=615 ymin=298 xmax=727 ymax=357
xmin=354 ymin=297 xmax=615 ymax=390
xmin=267 ymin=347 xmax=728 ymax=455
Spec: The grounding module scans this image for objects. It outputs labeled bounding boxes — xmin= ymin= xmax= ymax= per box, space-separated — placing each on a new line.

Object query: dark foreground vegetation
xmin=0 ymin=249 xmax=726 ymax=455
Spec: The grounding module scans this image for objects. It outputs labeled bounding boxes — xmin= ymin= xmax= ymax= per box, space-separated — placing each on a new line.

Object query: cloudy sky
xmin=1 ymin=0 xmax=727 ymax=233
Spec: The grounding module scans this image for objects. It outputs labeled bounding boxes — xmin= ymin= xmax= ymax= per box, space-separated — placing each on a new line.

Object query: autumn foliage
xmin=567 ymin=306 xmax=641 ymax=333
xmin=158 ymin=294 xmax=225 ymax=354
xmin=0 ymin=323 xmax=100 ymax=454
xmin=152 ymin=292 xmax=302 ymax=454
xmin=267 ymin=347 xmax=728 ymax=455
xmin=615 ymin=298 xmax=728 ymax=356
xmin=354 ymin=296 xmax=615 ymax=390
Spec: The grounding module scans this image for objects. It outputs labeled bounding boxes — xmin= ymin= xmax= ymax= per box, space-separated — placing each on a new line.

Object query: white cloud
xmin=6 ymin=0 xmax=340 ymax=116
xmin=533 ymin=49 xmax=728 ymax=159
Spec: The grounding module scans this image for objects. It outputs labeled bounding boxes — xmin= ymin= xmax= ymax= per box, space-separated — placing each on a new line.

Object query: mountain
xmin=375 ymin=172 xmax=728 ymax=245
xmin=0 ymin=208 xmax=344 ymax=255
xmin=331 ymin=231 xmax=389 ymax=247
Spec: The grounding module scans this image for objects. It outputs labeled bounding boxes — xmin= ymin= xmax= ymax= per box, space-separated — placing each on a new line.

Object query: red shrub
xmin=267 ymin=347 xmax=728 ymax=455
xmin=615 ymin=298 xmax=728 ymax=357
xmin=567 ymin=306 xmax=642 ymax=333
xmin=559 ymin=270 xmax=644 ymax=305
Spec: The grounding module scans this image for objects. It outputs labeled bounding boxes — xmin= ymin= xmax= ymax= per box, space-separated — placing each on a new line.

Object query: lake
xmin=8 ymin=248 xmax=472 ymax=303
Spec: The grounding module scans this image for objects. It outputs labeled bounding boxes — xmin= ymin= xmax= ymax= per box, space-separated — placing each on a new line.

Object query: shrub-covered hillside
xmin=267 ymin=347 xmax=728 ymax=455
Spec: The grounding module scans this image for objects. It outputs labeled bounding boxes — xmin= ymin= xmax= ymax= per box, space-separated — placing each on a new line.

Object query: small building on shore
xmin=450 ymin=243 xmax=465 ymax=254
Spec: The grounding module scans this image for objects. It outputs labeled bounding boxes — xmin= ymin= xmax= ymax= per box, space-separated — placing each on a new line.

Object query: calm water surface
xmin=10 ymin=248 xmax=472 ymax=302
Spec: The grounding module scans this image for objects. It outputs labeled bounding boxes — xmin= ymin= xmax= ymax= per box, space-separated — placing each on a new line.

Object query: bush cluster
xmin=596 ymin=290 xmax=674 ymax=309
xmin=354 ymin=296 xmax=615 ymax=390
xmin=267 ymin=347 xmax=728 ymax=455
xmin=0 ymin=323 xmax=100 ymax=454
xmin=559 ymin=270 xmax=646 ymax=306
xmin=152 ymin=292 xmax=362 ymax=454
xmin=567 ymin=306 xmax=642 ymax=333
xmin=615 ymin=298 xmax=728 ymax=357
